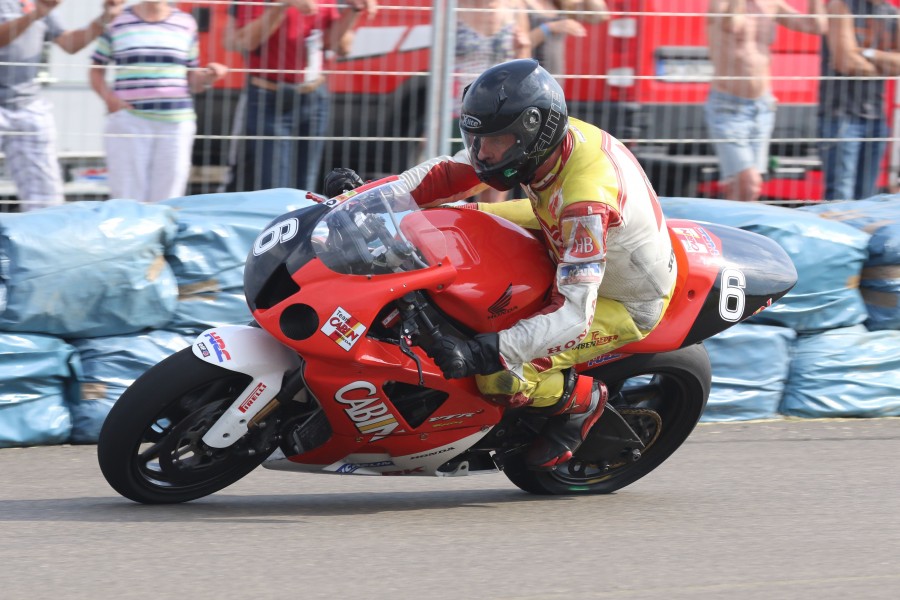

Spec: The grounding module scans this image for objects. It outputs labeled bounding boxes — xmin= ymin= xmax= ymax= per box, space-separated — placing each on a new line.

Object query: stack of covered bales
xmin=0 ymin=190 xmax=313 ymax=446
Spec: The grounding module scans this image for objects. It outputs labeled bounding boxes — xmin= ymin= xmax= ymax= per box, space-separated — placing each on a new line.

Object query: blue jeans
xmin=818 ymin=115 xmax=887 ymax=201
xmin=238 ymin=83 xmax=330 ymax=192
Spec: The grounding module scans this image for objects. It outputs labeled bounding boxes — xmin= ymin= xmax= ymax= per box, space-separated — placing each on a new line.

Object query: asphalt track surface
xmin=2 ymin=418 xmax=898 ymax=600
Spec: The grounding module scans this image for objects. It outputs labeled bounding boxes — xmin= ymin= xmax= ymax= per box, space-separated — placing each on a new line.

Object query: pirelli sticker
xmin=321 ymin=307 xmax=367 ymax=351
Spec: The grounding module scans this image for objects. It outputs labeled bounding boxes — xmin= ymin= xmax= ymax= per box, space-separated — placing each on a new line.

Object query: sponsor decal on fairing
xmin=409 ymin=446 xmax=456 ymax=461
xmin=428 ymin=412 xmax=479 ymax=422
xmin=382 ymin=467 xmax=425 ymax=476
xmin=695 ymin=226 xmax=721 ymax=255
xmin=428 ymin=411 xmax=480 ymax=429
xmin=204 ymin=331 xmax=232 ymax=362
xmin=487 ymin=284 xmax=518 ymax=318
xmin=335 ymin=381 xmax=400 ymax=441
xmin=751 ymin=297 xmax=774 ymax=316
xmin=673 ymin=226 xmax=719 ymax=255
xmin=321 ymin=306 xmax=367 ymax=351
xmin=238 ymin=382 xmax=267 ymax=414
xmin=381 ymin=308 xmax=401 ymax=328
xmin=335 ymin=460 xmax=395 ymax=474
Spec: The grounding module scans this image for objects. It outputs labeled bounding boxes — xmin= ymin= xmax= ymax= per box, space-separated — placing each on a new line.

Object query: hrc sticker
xmin=204 ymin=331 xmax=232 ymax=362
xmin=673 ymin=227 xmax=719 ymax=255
xmin=321 ymin=307 xmax=367 ymax=351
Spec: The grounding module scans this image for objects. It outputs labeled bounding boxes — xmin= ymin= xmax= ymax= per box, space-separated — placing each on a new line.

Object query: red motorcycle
xmin=98 ymin=177 xmax=797 ymax=503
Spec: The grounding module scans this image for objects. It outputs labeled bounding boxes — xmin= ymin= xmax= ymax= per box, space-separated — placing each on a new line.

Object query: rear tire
xmin=503 ymin=344 xmax=711 ymax=495
xmin=97 ymin=348 xmax=275 ymax=504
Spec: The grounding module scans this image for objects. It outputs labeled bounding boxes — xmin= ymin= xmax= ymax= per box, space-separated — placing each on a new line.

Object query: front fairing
xmin=244 ymin=203 xmax=329 ymax=312
xmin=244 ymin=180 xmax=449 ymax=312
xmin=242 ymin=182 xmax=496 ymax=465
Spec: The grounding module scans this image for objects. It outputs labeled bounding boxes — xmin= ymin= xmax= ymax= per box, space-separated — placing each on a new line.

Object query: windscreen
xmin=311 ymin=181 xmax=448 ymax=276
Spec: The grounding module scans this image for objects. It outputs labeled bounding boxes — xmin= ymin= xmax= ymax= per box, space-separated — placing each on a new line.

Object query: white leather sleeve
xmin=497 ymin=262 xmax=604 ymax=376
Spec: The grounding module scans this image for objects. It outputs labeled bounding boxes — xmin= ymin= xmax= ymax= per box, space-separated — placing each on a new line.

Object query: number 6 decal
xmin=719 ymin=268 xmax=746 ymax=322
xmin=253 ymin=218 xmax=299 ymax=256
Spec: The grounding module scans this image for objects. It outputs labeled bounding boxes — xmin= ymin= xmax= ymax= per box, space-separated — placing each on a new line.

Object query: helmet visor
xmin=461 ymin=107 xmax=543 ymax=180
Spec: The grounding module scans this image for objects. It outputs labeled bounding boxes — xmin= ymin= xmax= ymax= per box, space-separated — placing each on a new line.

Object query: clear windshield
xmin=311 ymin=180 xmax=448 ymax=276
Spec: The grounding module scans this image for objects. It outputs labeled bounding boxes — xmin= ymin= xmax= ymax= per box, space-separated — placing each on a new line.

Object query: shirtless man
xmin=705 ymin=0 xmax=825 ymax=201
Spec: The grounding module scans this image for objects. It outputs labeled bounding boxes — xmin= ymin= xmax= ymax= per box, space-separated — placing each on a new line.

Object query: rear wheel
xmin=97 ymin=348 xmax=277 ymax=504
xmin=503 ymin=344 xmax=711 ymax=495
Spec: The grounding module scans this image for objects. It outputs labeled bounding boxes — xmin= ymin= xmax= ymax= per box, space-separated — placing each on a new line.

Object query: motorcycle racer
xmin=330 ymin=59 xmax=676 ymax=471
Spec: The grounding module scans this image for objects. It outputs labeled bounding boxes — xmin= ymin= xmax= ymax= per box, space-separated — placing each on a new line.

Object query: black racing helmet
xmin=459 ymin=59 xmax=568 ymax=191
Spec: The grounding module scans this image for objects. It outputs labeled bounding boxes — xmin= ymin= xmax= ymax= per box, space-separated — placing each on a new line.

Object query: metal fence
xmin=1 ymin=0 xmax=899 ymax=210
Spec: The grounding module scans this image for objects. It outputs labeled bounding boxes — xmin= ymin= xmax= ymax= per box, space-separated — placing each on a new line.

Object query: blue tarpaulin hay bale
xmin=0 ymin=333 xmax=78 ymax=448
xmin=781 ymin=325 xmax=900 ymax=418
xmin=0 ymin=200 xmax=178 ymax=338
xmin=858 ymin=274 xmax=900 ymax=331
xmin=798 ymin=196 xmax=900 ymax=330
xmin=701 ymin=323 xmax=795 ymax=422
xmin=660 ymin=197 xmax=871 ymax=333
xmin=68 ymin=330 xmax=194 ymax=443
xmin=161 ymin=189 xmax=316 ymax=331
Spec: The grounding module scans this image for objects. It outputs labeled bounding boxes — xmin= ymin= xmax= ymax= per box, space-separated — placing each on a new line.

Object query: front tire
xmin=97 ymin=348 xmax=276 ymax=504
xmin=503 ymin=344 xmax=711 ymax=495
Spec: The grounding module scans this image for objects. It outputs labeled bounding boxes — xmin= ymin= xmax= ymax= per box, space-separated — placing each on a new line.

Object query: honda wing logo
xmin=488 ymin=284 xmax=518 ymax=319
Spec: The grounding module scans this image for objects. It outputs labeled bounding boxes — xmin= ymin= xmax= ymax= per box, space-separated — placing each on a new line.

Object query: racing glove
xmin=324 ymin=167 xmax=365 ymax=198
xmin=426 ymin=333 xmax=504 ymax=379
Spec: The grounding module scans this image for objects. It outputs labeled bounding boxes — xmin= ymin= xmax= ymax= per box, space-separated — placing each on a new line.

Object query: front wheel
xmin=97 ymin=348 xmax=277 ymax=504
xmin=503 ymin=344 xmax=711 ymax=495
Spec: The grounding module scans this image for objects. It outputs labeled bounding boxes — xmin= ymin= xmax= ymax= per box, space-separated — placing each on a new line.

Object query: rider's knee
xmin=475 ymin=370 xmax=531 ymax=407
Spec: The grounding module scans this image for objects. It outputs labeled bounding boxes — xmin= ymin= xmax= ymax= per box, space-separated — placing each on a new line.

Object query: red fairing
xmin=615 ymin=219 xmax=721 ymax=353
xmin=401 ymin=208 xmax=556 ymax=332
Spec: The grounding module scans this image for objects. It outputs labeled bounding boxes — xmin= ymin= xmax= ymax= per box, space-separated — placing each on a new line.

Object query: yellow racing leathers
xmin=397 ymin=118 xmax=676 ymax=407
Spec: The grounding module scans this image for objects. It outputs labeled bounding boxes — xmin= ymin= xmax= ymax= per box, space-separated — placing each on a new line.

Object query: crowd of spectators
xmin=1 ymin=0 xmax=900 ymax=211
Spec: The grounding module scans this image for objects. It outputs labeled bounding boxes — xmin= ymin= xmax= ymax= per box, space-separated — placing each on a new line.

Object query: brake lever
xmin=399 ymin=327 xmax=425 ymax=386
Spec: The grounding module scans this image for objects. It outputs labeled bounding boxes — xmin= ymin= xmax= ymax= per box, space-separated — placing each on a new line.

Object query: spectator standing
xmin=223 ymin=0 xmax=375 ymax=193
xmin=89 ymin=1 xmax=228 ymax=203
xmin=454 ymin=0 xmax=531 ymax=203
xmin=524 ymin=0 xmax=608 ymax=76
xmin=0 ymin=0 xmax=124 ymax=211
xmin=820 ymin=0 xmax=900 ymax=200
xmin=705 ymin=0 xmax=825 ymax=202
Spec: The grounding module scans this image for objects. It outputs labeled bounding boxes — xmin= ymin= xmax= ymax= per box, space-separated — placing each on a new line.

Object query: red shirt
xmin=231 ymin=1 xmax=338 ymax=84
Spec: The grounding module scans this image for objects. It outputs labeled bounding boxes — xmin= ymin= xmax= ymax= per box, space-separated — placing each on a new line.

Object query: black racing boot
xmin=525 ymin=375 xmax=608 ymax=471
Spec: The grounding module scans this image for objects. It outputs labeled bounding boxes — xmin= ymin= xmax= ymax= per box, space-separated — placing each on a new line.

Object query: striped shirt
xmin=91 ymin=7 xmax=199 ymax=122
